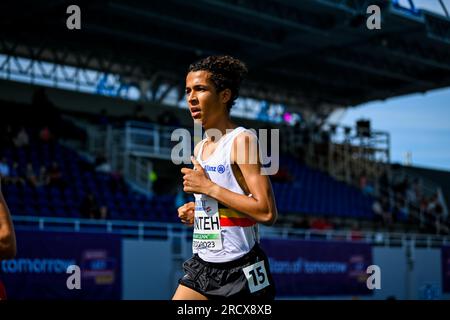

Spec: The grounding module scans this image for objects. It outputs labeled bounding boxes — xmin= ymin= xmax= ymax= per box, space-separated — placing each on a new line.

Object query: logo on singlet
xmin=204 ymin=165 xmax=216 ymax=172
xmin=204 ymin=164 xmax=226 ymax=174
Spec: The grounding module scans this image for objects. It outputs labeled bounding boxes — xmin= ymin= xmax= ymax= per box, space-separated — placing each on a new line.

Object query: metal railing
xmin=11 ymin=215 xmax=449 ymax=248
xmin=122 ymin=121 xmax=183 ymax=160
xmin=12 ymin=215 xmax=179 ymax=239
xmin=61 ymin=118 xmax=192 ymax=197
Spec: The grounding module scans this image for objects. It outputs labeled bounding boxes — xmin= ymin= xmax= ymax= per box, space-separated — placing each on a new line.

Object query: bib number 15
xmin=242 ymin=261 xmax=270 ymax=293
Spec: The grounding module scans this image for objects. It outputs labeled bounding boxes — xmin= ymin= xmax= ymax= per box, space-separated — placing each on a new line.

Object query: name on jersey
xmin=194 ymin=216 xmax=220 ymax=231
xmin=204 ymin=164 xmax=225 ymax=174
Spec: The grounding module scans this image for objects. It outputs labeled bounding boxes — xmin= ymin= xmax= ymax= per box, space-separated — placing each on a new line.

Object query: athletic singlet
xmin=193 ymin=126 xmax=259 ymax=263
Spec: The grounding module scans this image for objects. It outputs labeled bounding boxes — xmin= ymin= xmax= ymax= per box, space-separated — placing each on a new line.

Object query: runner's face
xmin=185 ymin=71 xmax=226 ymax=127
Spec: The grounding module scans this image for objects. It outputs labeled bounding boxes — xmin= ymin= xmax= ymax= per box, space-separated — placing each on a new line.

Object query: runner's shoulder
xmin=233 ymin=129 xmax=258 ymax=147
xmin=232 ymin=130 xmax=259 ymax=164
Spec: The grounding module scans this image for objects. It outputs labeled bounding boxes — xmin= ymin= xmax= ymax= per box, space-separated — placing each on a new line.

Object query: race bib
xmin=192 ymin=194 xmax=223 ymax=251
xmin=242 ymin=261 xmax=270 ymax=293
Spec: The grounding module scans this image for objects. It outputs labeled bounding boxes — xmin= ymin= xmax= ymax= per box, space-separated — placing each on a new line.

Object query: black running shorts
xmin=178 ymin=244 xmax=276 ymax=300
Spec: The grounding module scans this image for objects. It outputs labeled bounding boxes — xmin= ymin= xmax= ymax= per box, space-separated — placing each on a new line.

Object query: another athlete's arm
xmin=183 ymin=133 xmax=277 ymax=226
xmin=0 ymin=179 xmax=16 ymax=259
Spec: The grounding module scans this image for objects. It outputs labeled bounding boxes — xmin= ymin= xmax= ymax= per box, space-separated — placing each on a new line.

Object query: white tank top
xmin=193 ymin=126 xmax=259 ymax=263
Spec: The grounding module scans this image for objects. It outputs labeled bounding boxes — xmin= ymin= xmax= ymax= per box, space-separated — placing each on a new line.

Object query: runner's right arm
xmin=177 ymin=140 xmax=204 ymax=226
xmin=177 ymin=202 xmax=194 ymax=226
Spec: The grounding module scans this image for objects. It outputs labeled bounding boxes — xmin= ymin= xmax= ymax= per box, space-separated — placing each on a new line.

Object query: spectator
xmin=419 ymin=197 xmax=429 ymax=231
xmin=434 ymin=203 xmax=444 ymax=234
xmin=25 ymin=163 xmax=39 ymax=188
xmin=405 ymin=182 xmax=417 ymax=206
xmin=310 ymin=217 xmax=333 ymax=230
xmin=372 ymin=197 xmax=384 ymax=226
xmin=393 ymin=177 xmax=408 ymax=198
xmin=412 ymin=178 xmax=422 ymax=203
xmin=39 ymin=126 xmax=53 ymax=143
xmin=426 ymin=194 xmax=439 ymax=215
xmin=95 ymin=154 xmax=112 ymax=173
xmin=359 ymin=171 xmax=367 ymax=190
xmin=397 ymin=199 xmax=409 ymax=223
xmin=426 ymin=193 xmax=447 ymax=234
xmin=378 ymin=170 xmax=389 ymax=198
xmin=293 ymin=217 xmax=310 ymax=229
xmin=8 ymin=162 xmax=25 ymax=186
xmin=381 ymin=196 xmax=393 ymax=226
xmin=362 ymin=180 xmax=375 ymax=196
xmin=47 ymin=162 xmax=64 ymax=188
xmin=80 ymin=193 xmax=99 ymax=219
xmin=350 ymin=221 xmax=364 ymax=241
xmin=36 ymin=166 xmax=49 ymax=187
xmin=99 ymin=205 xmax=109 ymax=220
xmin=13 ymin=127 xmax=29 ymax=148
xmin=0 ymin=158 xmax=10 ymax=183
xmin=110 ymin=171 xmax=128 ymax=194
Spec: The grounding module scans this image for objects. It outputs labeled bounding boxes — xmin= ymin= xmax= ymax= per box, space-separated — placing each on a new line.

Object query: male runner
xmin=172 ymin=55 xmax=278 ymax=300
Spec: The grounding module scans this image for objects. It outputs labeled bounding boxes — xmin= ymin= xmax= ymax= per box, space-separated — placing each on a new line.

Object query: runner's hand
xmin=181 ymin=156 xmax=214 ymax=194
xmin=178 ymin=201 xmax=195 ymax=226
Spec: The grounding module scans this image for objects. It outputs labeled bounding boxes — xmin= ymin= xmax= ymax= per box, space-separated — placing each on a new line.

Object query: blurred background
xmin=0 ymin=0 xmax=449 ymax=300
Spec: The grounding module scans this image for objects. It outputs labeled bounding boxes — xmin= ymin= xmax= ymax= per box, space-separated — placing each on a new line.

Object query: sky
xmin=331 ymin=87 xmax=450 ymax=172
xmin=329 ymin=0 xmax=450 ymax=172
xmin=403 ymin=0 xmax=450 ymax=15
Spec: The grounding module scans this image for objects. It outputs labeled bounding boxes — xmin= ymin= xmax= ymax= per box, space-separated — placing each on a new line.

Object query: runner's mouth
xmin=190 ymin=107 xmax=201 ymax=118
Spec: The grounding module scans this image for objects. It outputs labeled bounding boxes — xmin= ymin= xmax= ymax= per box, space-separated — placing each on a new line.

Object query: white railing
xmin=62 ymin=118 xmax=190 ymax=197
xmin=123 ymin=121 xmax=185 ymax=160
xmin=11 ymin=215 xmax=450 ymax=248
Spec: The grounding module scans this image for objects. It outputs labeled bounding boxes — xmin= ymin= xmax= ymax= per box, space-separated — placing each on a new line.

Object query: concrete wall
xmin=122 ymin=239 xmax=172 ymax=300
xmin=413 ymin=248 xmax=447 ymax=299
xmin=120 ymin=238 xmax=448 ymax=300
xmin=372 ymin=246 xmax=409 ymax=300
xmin=372 ymin=247 xmax=447 ymax=300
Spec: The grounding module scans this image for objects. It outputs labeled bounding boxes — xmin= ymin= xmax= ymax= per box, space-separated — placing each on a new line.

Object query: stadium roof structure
xmin=1 ymin=0 xmax=450 ymax=116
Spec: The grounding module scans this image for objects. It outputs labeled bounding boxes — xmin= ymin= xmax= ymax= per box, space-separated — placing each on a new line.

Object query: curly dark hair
xmin=188 ymin=55 xmax=248 ymax=111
